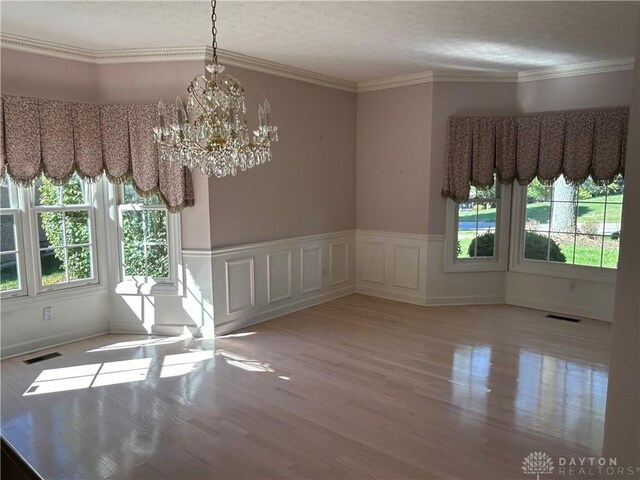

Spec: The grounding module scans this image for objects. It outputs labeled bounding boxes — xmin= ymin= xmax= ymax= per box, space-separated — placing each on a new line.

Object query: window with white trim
xmin=1 ymin=179 xmax=26 ymax=297
xmin=33 ymin=174 xmax=98 ymax=291
xmin=447 ymin=176 xmax=510 ymax=271
xmin=116 ymin=183 xmax=179 ymax=290
xmin=519 ymin=175 xmax=624 ymax=269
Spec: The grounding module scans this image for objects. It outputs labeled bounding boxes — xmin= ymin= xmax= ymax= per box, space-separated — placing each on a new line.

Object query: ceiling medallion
xmin=154 ymin=0 xmax=279 ymax=178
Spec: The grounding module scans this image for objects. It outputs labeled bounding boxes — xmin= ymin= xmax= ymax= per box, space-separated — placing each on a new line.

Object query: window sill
xmin=115 ymin=280 xmax=180 ymax=296
xmin=1 ymin=283 xmax=108 ymax=313
xmin=445 ymin=258 xmax=507 ymax=273
xmin=509 ymin=260 xmax=617 ymax=285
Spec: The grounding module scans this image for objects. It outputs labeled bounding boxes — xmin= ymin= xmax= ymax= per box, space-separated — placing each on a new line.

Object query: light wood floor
xmin=1 ymin=294 xmax=611 ymax=479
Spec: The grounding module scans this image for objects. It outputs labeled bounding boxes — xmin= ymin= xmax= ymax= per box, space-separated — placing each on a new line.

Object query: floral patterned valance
xmin=441 ymin=107 xmax=629 ymax=203
xmin=0 ymin=95 xmax=194 ymax=212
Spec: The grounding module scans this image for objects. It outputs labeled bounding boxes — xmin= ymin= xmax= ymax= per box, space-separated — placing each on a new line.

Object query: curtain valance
xmin=0 ymin=95 xmax=194 ymax=212
xmin=441 ymin=107 xmax=629 ymax=203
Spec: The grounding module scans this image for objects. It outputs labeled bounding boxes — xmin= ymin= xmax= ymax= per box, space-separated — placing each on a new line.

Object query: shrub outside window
xmin=455 ymin=183 xmax=499 ymax=260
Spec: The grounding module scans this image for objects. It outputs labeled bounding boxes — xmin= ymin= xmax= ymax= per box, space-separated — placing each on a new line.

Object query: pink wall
xmin=428 ymin=82 xmax=519 ymax=234
xmin=208 ymin=65 xmax=357 ymax=247
xmin=516 ymin=70 xmax=634 ymax=113
xmin=356 ymin=83 xmax=432 ymax=234
xmin=1 ymin=50 xmax=358 ymax=249
xmin=97 ymin=60 xmax=213 ymax=250
xmin=603 ymin=17 xmax=639 ymax=467
xmin=96 ymin=60 xmax=204 ymax=104
xmin=0 ymin=49 xmax=100 ymax=102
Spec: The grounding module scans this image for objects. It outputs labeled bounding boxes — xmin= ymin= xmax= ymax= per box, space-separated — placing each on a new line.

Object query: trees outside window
xmin=523 ymin=175 xmax=624 ymax=268
xmin=117 ymin=184 xmax=173 ymax=282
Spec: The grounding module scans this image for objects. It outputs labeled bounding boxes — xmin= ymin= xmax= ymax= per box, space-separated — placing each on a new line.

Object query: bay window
xmin=115 ymin=183 xmax=180 ymax=293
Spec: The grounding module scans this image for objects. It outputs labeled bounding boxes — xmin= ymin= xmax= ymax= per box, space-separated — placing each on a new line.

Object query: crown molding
xmin=432 ymin=70 xmax=519 ymax=83
xmin=1 ymin=33 xmax=634 ymax=94
xmin=0 ymin=33 xmax=357 ymax=93
xmin=202 ymin=46 xmax=356 ymax=92
xmin=356 ymin=72 xmax=435 ymax=93
xmin=356 ymin=70 xmax=519 ymax=92
xmin=517 ymin=57 xmax=635 ymax=82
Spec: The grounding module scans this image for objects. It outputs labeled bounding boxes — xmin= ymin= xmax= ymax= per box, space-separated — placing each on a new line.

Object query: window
xmin=33 ymin=175 xmax=98 ymax=291
xmin=116 ymin=183 xmax=179 ymax=291
xmin=446 ymin=178 xmax=510 ymax=272
xmin=521 ymin=175 xmax=623 ymax=269
xmin=1 ymin=179 xmax=26 ymax=297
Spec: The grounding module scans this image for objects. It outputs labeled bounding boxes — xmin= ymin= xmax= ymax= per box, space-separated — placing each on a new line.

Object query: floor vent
xmin=23 ymin=352 xmax=62 ymax=365
xmin=546 ymin=314 xmax=581 ymax=323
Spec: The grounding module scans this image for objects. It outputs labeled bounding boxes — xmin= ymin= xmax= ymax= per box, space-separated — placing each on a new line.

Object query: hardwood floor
xmin=1 ymin=294 xmax=611 ymax=479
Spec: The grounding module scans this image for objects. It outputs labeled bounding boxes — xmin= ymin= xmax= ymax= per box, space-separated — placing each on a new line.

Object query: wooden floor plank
xmin=1 ymin=294 xmax=610 ymax=479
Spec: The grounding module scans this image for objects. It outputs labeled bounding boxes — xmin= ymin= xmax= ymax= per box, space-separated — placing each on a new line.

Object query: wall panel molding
xmin=225 ymin=257 xmax=255 ymax=314
xmin=267 ymin=251 xmax=292 ymax=304
xmin=330 ymin=242 xmax=349 ymax=286
xmin=355 ymin=230 xmax=429 ymax=306
xmin=301 ymin=246 xmax=322 ymax=294
xmin=212 ymin=230 xmax=355 ymax=333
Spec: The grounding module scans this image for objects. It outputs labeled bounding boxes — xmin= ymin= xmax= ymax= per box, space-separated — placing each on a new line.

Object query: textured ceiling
xmin=1 ymin=1 xmax=638 ymax=82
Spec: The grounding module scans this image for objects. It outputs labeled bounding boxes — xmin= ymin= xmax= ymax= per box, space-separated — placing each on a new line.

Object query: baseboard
xmin=505 ymin=295 xmax=612 ymax=322
xmin=355 ymin=285 xmax=427 ymax=306
xmin=215 ymin=285 xmax=356 ymax=335
xmin=426 ymin=294 xmax=506 ymax=306
xmin=0 ymin=324 xmax=110 ymax=360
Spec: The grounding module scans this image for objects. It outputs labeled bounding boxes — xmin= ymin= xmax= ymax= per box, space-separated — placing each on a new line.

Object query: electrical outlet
xmin=43 ymin=307 xmax=54 ymax=321
xmin=569 ymin=280 xmax=576 ymax=292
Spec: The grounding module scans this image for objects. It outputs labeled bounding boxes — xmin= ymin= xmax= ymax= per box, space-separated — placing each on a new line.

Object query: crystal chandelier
xmin=154 ymin=0 xmax=278 ymax=178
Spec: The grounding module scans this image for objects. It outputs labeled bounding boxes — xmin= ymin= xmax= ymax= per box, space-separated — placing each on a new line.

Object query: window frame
xmin=112 ymin=184 xmax=181 ymax=295
xmin=0 ymin=180 xmax=28 ymax=298
xmin=509 ymin=182 xmax=617 ymax=285
xmin=30 ymin=178 xmax=100 ymax=293
xmin=0 ymin=177 xmax=108 ymax=310
xmin=445 ymin=183 xmax=511 ymax=273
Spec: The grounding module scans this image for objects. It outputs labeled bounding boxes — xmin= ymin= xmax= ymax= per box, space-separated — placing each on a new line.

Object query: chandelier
xmin=153 ymin=0 xmax=278 ymax=178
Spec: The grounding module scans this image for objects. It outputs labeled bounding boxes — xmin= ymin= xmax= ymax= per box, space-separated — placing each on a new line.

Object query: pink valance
xmin=442 ymin=107 xmax=629 ymax=202
xmin=0 ymin=95 xmax=194 ymax=212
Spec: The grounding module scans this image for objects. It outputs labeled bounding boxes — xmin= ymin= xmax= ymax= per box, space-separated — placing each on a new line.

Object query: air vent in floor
xmin=23 ymin=352 xmax=62 ymax=365
xmin=546 ymin=314 xmax=581 ymax=323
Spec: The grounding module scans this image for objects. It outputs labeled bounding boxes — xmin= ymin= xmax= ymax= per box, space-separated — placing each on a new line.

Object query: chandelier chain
xmin=211 ymin=0 xmax=218 ymax=64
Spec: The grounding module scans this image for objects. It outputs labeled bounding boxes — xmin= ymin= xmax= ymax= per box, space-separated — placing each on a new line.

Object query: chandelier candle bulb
xmin=153 ymin=0 xmax=278 ymax=178
xmin=264 ymin=99 xmax=271 ymax=126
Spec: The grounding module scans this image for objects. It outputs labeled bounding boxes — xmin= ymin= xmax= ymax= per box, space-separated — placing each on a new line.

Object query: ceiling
xmin=1 ymin=1 xmax=638 ymax=83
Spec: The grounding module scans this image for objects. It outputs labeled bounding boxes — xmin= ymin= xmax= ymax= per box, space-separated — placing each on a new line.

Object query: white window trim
xmin=508 ymin=183 xmax=617 ymax=285
xmin=445 ymin=184 xmax=511 ymax=273
xmin=107 ymin=183 xmax=182 ymax=296
xmin=1 ymin=182 xmax=28 ymax=299
xmin=1 ymin=177 xmax=109 ymax=309
xmin=31 ymin=203 xmax=99 ymax=294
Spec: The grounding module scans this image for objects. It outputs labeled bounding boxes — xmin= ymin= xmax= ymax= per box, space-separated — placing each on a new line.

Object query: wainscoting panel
xmin=393 ymin=245 xmax=420 ymax=290
xmin=360 ymin=241 xmax=385 ymax=284
xmin=225 ymin=258 xmax=255 ymax=314
xmin=330 ymin=242 xmax=349 ymax=286
xmin=213 ymin=231 xmax=355 ymax=334
xmin=267 ymin=252 xmax=292 ymax=304
xmin=301 ymin=247 xmax=322 ymax=294
xmin=356 ymin=230 xmax=428 ymax=305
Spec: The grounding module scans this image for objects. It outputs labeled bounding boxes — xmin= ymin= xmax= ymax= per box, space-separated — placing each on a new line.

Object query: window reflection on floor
xmin=515 ymin=349 xmax=607 ymax=443
xmin=450 ymin=345 xmax=492 ymax=416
